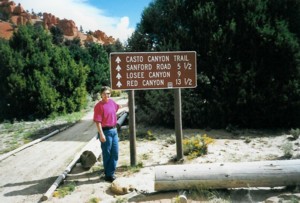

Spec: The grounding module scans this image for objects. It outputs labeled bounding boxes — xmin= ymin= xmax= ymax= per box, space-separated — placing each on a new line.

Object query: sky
xmin=13 ymin=0 xmax=153 ymax=42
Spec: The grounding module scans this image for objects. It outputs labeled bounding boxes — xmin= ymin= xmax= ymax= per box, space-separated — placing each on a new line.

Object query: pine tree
xmin=128 ymin=0 xmax=300 ymax=128
xmin=0 ymin=25 xmax=89 ymax=120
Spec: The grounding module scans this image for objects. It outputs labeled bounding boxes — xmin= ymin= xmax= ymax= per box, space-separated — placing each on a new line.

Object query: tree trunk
xmin=155 ymin=159 xmax=300 ymax=191
xmin=80 ymin=136 xmax=101 ymax=169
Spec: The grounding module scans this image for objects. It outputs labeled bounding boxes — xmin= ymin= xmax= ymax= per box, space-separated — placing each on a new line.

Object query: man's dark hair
xmin=100 ymin=86 xmax=111 ymax=94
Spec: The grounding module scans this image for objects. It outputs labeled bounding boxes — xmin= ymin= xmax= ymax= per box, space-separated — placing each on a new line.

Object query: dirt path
xmin=48 ymin=128 xmax=300 ymax=203
xmin=0 ymin=110 xmax=97 ymax=203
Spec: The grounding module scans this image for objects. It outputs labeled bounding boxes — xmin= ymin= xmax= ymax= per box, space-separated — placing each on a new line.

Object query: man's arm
xmin=95 ymin=122 xmax=106 ymax=142
xmin=118 ymin=102 xmax=128 ymax=109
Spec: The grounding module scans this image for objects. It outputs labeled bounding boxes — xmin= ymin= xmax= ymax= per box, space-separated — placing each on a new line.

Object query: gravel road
xmin=0 ymin=110 xmax=97 ymax=203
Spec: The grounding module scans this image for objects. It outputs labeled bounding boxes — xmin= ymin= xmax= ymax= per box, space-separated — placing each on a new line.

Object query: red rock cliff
xmin=0 ymin=0 xmax=115 ymax=45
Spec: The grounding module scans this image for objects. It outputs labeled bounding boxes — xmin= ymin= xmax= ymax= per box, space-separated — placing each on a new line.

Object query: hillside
xmin=0 ymin=0 xmax=115 ymax=44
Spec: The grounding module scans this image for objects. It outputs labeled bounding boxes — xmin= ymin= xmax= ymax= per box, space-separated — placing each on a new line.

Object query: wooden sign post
xmin=110 ymin=51 xmax=197 ymax=165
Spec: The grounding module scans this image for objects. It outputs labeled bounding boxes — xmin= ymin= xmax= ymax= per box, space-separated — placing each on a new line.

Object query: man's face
xmin=102 ymin=91 xmax=111 ymax=102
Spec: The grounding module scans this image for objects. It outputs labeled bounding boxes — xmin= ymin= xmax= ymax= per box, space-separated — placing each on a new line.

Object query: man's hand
xmin=99 ymin=134 xmax=106 ymax=143
xmin=119 ymin=102 xmax=128 ymax=109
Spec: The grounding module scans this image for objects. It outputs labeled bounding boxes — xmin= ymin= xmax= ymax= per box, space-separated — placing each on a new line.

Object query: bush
xmin=289 ymin=128 xmax=300 ymax=140
xmin=111 ymin=90 xmax=121 ymax=97
xmin=183 ymin=134 xmax=214 ymax=160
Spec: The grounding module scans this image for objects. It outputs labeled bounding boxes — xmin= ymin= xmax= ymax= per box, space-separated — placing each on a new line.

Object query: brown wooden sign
xmin=110 ymin=51 xmax=197 ymax=90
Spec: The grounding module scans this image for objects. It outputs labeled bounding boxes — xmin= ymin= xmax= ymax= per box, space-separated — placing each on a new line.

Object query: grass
xmin=171 ymin=188 xmax=231 ymax=203
xmin=0 ymin=110 xmax=85 ymax=155
xmin=115 ymin=197 xmax=128 ymax=203
xmin=119 ymin=162 xmax=144 ymax=174
xmin=140 ymin=153 xmax=150 ymax=160
xmin=53 ymin=181 xmax=76 ymax=198
xmin=189 ymin=188 xmax=231 ymax=202
xmin=119 ymin=128 xmax=158 ymax=141
xmin=87 ymin=197 xmax=101 ymax=203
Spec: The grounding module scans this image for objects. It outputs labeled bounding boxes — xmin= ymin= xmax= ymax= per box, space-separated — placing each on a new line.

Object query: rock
xmin=12 ymin=3 xmax=24 ymax=15
xmin=57 ymin=19 xmax=78 ymax=36
xmin=0 ymin=0 xmax=16 ymax=16
xmin=264 ymin=193 xmax=300 ymax=203
xmin=93 ymin=30 xmax=106 ymax=44
xmin=264 ymin=196 xmax=281 ymax=203
xmin=43 ymin=13 xmax=58 ymax=29
xmin=93 ymin=30 xmax=115 ymax=45
xmin=85 ymin=34 xmax=97 ymax=43
xmin=0 ymin=21 xmax=13 ymax=39
xmin=111 ymin=177 xmax=137 ymax=195
xmin=0 ymin=0 xmax=115 ymax=45
xmin=1 ymin=1 xmax=31 ymax=26
xmin=10 ymin=13 xmax=32 ymax=25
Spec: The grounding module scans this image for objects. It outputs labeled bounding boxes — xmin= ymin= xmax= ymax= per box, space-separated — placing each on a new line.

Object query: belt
xmin=102 ymin=126 xmax=116 ymax=131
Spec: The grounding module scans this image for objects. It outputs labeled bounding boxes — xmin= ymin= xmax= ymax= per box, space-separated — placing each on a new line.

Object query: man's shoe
xmin=104 ymin=176 xmax=112 ymax=182
xmin=104 ymin=175 xmax=116 ymax=182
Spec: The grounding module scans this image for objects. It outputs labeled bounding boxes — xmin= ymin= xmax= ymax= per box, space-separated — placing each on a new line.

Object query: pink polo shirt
xmin=93 ymin=99 xmax=119 ymax=127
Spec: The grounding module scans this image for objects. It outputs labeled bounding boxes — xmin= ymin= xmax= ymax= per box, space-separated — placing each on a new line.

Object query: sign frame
xmin=110 ymin=51 xmax=197 ymax=90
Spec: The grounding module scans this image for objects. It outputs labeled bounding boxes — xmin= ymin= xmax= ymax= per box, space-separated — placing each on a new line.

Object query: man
xmin=93 ymin=86 xmax=127 ymax=182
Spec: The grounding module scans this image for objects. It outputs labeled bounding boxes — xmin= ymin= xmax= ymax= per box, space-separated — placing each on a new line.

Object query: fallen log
xmin=155 ymin=159 xmax=300 ymax=191
xmin=117 ymin=111 xmax=128 ymax=130
xmin=79 ymin=136 xmax=101 ymax=169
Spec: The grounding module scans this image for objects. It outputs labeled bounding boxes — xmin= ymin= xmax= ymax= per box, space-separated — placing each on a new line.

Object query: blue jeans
xmin=100 ymin=128 xmax=119 ymax=177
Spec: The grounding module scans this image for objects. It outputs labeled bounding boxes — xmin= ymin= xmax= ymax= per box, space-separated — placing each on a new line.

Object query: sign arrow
xmin=116 ymin=81 xmax=122 ymax=88
xmin=116 ymin=65 xmax=122 ymax=72
xmin=116 ymin=73 xmax=122 ymax=80
xmin=115 ymin=57 xmax=121 ymax=64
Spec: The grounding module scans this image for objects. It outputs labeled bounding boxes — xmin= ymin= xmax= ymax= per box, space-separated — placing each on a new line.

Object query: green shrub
xmin=282 ymin=142 xmax=293 ymax=159
xmin=289 ymin=128 xmax=300 ymax=140
xmin=111 ymin=90 xmax=121 ymax=97
xmin=183 ymin=134 xmax=214 ymax=160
